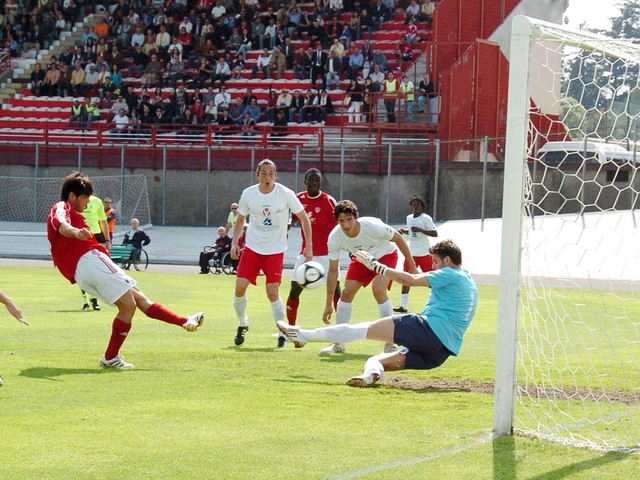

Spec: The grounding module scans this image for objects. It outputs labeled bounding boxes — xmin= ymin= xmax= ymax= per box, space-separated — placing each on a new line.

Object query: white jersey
xmin=405 ymin=212 xmax=436 ymax=256
xmin=327 ymin=217 xmax=396 ymax=261
xmin=238 ymin=182 xmax=304 ymax=255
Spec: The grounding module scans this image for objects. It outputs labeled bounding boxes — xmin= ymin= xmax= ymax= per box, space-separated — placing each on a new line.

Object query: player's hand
xmin=398 ymin=227 xmax=409 ymax=235
xmin=74 ymin=227 xmax=92 ymax=241
xmin=230 ymin=245 xmax=241 ymax=260
xmin=410 ymin=226 xmax=421 ymax=233
xmin=303 ymin=245 xmax=313 ymax=262
xmin=322 ymin=305 xmax=333 ymax=324
xmin=354 ymin=250 xmax=388 ymax=275
xmin=7 ymin=304 xmax=28 ymax=326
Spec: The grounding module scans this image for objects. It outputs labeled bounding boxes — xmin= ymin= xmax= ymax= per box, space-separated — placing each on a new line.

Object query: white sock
xmin=233 ymin=294 xmax=248 ymax=326
xmin=304 ymin=322 xmax=370 ymax=343
xmin=400 ymin=293 xmax=409 ymax=309
xmin=378 ymin=299 xmax=393 ymax=318
xmin=363 ymin=356 xmax=385 ymax=381
xmin=335 ymin=300 xmax=352 ymax=325
xmin=270 ymin=298 xmax=285 ymax=324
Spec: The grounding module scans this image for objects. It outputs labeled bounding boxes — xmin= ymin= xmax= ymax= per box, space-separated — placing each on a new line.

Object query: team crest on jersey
xmin=263 ymin=218 xmax=272 ymax=226
xmin=263 ymin=207 xmax=271 ymax=216
xmin=315 ymin=207 xmax=321 ymax=213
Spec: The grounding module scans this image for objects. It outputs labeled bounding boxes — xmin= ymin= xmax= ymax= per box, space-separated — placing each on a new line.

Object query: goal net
xmin=494 ymin=16 xmax=640 ymax=453
xmin=0 ymin=174 xmax=151 ymax=232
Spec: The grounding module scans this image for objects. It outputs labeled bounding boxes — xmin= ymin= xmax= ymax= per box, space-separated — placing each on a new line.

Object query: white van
xmin=536 ymin=140 xmax=635 ymax=165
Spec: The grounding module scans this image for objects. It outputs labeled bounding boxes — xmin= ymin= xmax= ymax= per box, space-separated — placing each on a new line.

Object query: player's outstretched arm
xmin=354 ymin=250 xmax=430 ymax=288
xmin=0 ymin=290 xmax=29 ymax=326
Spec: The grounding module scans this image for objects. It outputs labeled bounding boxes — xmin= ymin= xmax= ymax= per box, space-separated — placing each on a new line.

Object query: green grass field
xmin=1 ymin=266 xmax=639 ymax=479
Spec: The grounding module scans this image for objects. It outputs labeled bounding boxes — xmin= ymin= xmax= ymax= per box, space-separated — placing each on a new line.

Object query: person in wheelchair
xmin=199 ymin=226 xmax=232 ymax=274
xmin=123 ymin=218 xmax=151 ymax=250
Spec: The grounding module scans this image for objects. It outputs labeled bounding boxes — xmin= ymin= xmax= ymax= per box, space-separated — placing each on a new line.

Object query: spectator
xmin=111 ymin=94 xmax=129 ymax=117
xmin=289 ymin=89 xmax=305 ymax=123
xmin=241 ymin=88 xmax=257 ymax=107
xmin=83 ymin=64 xmax=100 ymax=96
xmin=359 ymin=9 xmax=374 ymax=41
xmin=395 ymin=37 xmax=413 ymax=71
xmin=123 ymin=218 xmax=151 ymax=249
xmin=405 ymin=0 xmax=421 ymax=24
xmin=141 ymin=53 xmax=161 ymax=86
xmin=155 ymin=24 xmax=171 ymax=53
xmin=231 ymin=53 xmax=245 ymax=80
xmin=346 ymin=78 xmax=363 ymax=123
xmin=58 ymin=63 xmax=73 ymax=97
xmin=110 ymin=64 xmax=123 ymax=87
xmin=165 ymin=53 xmax=185 ymax=86
xmin=69 ymin=97 xmax=85 ymax=129
xmin=111 ymin=108 xmax=130 ymax=141
xmin=308 ymin=19 xmax=327 ymax=49
xmin=265 ymin=90 xmax=277 ymax=123
xmin=330 ymin=37 xmax=346 ymax=65
xmin=84 ymin=96 xmax=100 ymax=129
xmin=276 ymin=88 xmax=292 ymax=117
xmin=251 ymin=47 xmax=271 ymax=79
xmin=70 ymin=60 xmax=87 ymax=96
xmin=97 ymin=63 xmax=110 ymax=85
xmin=251 ymin=16 xmax=266 ymax=49
xmin=311 ymin=44 xmax=327 ymax=84
xmin=198 ymin=226 xmax=231 ymax=274
xmin=270 ymin=108 xmax=288 ymax=144
xmin=267 ymin=46 xmax=286 ymax=79
xmin=212 ymin=57 xmax=231 ymax=87
xmin=243 ymin=97 xmax=261 ymax=123
xmin=325 ymin=50 xmax=342 ymax=91
xmin=81 ymin=25 xmax=98 ymax=46
xmin=339 ymin=23 xmax=352 ymax=51
xmin=229 ymin=97 xmax=245 ymax=124
xmin=177 ymin=26 xmax=193 ymax=56
xmin=418 ymin=73 xmax=437 ymax=123
xmin=405 ymin=19 xmax=418 ymax=43
xmin=98 ymin=73 xmax=117 ymax=108
xmin=214 ymin=85 xmax=231 ymax=111
xmin=347 ymin=45 xmax=364 ymax=80
xmin=30 ymin=63 xmax=45 ymax=96
xmin=422 ymin=0 xmax=435 ymax=28
xmin=204 ymin=99 xmax=217 ymax=123
xmin=371 ymin=0 xmax=387 ymax=30
xmin=363 ymin=76 xmax=374 ymax=122
xmin=383 ymin=71 xmax=398 ymax=122
xmin=263 ymin=17 xmax=277 ymax=49
xmin=94 ymin=15 xmax=109 ymax=38
xmin=399 ymin=74 xmax=415 ymax=122
xmin=239 ymin=112 xmax=259 ymax=145
xmin=302 ymin=88 xmax=319 ymax=123
xmin=55 ymin=11 xmax=67 ymax=39
xmin=236 ymin=28 xmax=252 ymax=58
xmin=360 ymin=39 xmax=374 ymax=64
xmin=293 ymin=47 xmax=310 ymax=81
xmin=318 ymin=88 xmax=333 ymax=123
xmin=59 ymin=45 xmax=73 ymax=66
xmin=215 ymin=109 xmax=235 ymax=143
xmin=372 ymin=48 xmax=388 ymax=73
xmin=211 ymin=0 xmax=225 ymax=19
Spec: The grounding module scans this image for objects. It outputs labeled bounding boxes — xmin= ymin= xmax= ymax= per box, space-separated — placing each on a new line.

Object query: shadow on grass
xmin=492 ymin=435 xmax=628 ymax=479
xmin=223 ymin=346 xmax=286 ymax=353
xmin=318 ymin=353 xmax=371 ymax=362
xmin=19 ymin=367 xmax=122 ymax=381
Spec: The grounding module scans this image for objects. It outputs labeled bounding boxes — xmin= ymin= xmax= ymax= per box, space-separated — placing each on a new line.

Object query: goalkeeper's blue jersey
xmin=420 ymin=267 xmax=478 ymax=355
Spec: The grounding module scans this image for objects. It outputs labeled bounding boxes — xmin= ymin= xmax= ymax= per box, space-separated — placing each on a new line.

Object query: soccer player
xmin=0 ymin=289 xmax=28 ymax=386
xmin=320 ymin=200 xmax=417 ymax=354
xmin=104 ymin=197 xmax=117 ymax=242
xmin=286 ymin=169 xmax=341 ymax=325
xmin=277 ymin=239 xmax=478 ymax=387
xmin=47 ymin=171 xmax=204 ymax=369
xmin=79 ymin=194 xmax=110 ymax=311
xmin=394 ymin=196 xmax=437 ymax=313
xmin=230 ymin=159 xmax=313 ymax=348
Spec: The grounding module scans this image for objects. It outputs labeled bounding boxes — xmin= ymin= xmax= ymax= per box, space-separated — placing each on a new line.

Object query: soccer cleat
xmin=0 ymin=375 xmax=3 ymax=387
xmin=345 ymin=373 xmax=380 ymax=387
xmin=393 ymin=306 xmax=408 ymax=313
xmin=276 ymin=321 xmax=307 ymax=348
xmin=100 ymin=355 xmax=134 ymax=369
xmin=81 ymin=303 xmax=90 ymax=311
xmin=182 ymin=312 xmax=205 ymax=332
xmin=234 ymin=325 xmax=249 ymax=345
xmin=277 ymin=335 xmax=287 ymax=348
xmin=91 ymin=298 xmax=101 ymax=311
xmin=383 ymin=343 xmax=398 ymax=354
xmin=320 ymin=342 xmax=346 ymax=355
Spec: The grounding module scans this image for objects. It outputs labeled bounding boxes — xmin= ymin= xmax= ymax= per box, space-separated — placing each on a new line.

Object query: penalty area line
xmin=323 ymin=432 xmax=492 ymax=480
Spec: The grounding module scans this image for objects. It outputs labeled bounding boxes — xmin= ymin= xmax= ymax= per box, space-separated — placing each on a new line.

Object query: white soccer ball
xmin=294 ymin=261 xmax=326 ymax=289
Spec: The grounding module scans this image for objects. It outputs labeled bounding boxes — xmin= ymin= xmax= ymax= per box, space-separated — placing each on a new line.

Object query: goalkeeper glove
xmin=354 ymin=250 xmax=388 ymax=275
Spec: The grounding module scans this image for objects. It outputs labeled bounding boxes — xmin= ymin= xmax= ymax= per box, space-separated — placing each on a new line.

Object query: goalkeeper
xmin=277 ymin=239 xmax=478 ymax=387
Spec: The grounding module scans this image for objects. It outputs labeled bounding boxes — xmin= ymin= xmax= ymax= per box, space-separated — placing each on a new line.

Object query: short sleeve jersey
xmin=294 ymin=190 xmax=337 ymax=256
xmin=47 ymin=201 xmax=107 ymax=283
xmin=327 ymin=217 xmax=396 ymax=261
xmin=421 ymin=267 xmax=478 ymax=355
xmin=80 ymin=195 xmax=107 ymax=234
xmin=227 ymin=211 xmax=238 ymax=229
xmin=406 ymin=212 xmax=436 ymax=257
xmin=238 ymin=182 xmax=304 ymax=255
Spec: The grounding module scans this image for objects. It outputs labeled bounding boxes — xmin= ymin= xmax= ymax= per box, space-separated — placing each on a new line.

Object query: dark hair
xmin=304 ymin=168 xmax=322 ymax=181
xmin=430 ymin=239 xmax=462 ymax=265
xmin=409 ymin=195 xmax=426 ymax=208
xmin=334 ymin=199 xmax=358 ymax=220
xmin=60 ymin=171 xmax=93 ymax=201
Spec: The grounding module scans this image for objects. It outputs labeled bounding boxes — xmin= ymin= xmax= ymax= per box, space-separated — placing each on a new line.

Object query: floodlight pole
xmin=493 ymin=15 xmax=532 ymax=437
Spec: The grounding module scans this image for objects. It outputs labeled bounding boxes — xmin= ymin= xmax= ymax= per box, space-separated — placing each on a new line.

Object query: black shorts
xmin=393 ymin=313 xmax=453 ymax=370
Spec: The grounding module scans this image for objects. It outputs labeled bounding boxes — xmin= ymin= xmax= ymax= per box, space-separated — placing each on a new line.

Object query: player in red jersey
xmin=286 ymin=169 xmax=341 ymax=325
xmin=47 ymin=171 xmax=204 ymax=369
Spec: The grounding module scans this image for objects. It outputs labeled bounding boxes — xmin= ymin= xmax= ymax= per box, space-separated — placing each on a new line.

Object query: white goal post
xmin=495 ymin=16 xmax=640 ymax=452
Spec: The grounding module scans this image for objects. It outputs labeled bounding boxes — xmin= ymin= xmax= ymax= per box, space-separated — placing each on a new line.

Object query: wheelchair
xmin=110 ymin=245 xmax=149 ymax=271
xmin=204 ymin=247 xmax=234 ymax=275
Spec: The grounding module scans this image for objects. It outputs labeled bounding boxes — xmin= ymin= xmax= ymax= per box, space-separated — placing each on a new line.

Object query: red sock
xmin=146 ymin=303 xmax=186 ymax=326
xmin=105 ymin=318 xmax=132 ymax=360
xmin=286 ymin=298 xmax=299 ymax=325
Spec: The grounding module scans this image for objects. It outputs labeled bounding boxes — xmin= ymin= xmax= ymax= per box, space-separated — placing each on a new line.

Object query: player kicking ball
xmin=47 ymin=172 xmax=204 ymax=369
xmin=277 ymin=239 xmax=478 ymax=387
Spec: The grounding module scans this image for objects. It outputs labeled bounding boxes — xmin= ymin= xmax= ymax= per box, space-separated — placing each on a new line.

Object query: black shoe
xmin=199 ymin=271 xmax=208 ymax=274
xmin=81 ymin=303 xmax=90 ymax=311
xmin=234 ymin=326 xmax=249 ymax=345
xmin=91 ymin=298 xmax=100 ymax=311
xmin=277 ymin=336 xmax=287 ymax=348
xmin=393 ymin=306 xmax=408 ymax=313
